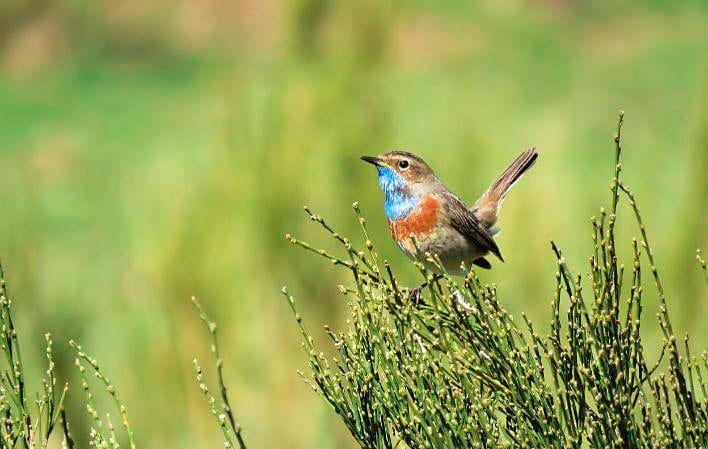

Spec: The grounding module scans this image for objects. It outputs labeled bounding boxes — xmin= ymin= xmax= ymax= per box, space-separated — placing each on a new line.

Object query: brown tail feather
xmin=473 ymin=147 xmax=538 ymax=226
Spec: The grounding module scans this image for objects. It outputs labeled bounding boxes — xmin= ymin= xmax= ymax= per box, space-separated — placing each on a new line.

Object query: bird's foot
xmin=408 ymin=285 xmax=424 ymax=304
xmin=407 ymin=274 xmax=444 ymax=304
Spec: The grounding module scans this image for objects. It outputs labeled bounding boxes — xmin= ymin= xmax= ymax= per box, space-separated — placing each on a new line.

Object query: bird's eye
xmin=398 ymin=160 xmax=410 ymax=169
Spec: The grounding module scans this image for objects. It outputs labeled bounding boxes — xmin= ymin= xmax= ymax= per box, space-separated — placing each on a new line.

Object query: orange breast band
xmin=388 ymin=195 xmax=441 ymax=240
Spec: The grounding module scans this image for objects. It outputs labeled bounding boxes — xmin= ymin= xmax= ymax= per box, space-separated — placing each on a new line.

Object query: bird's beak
xmin=360 ymin=156 xmax=383 ymax=167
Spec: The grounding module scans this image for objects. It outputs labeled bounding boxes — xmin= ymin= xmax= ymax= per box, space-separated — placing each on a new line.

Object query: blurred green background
xmin=0 ymin=0 xmax=706 ymax=447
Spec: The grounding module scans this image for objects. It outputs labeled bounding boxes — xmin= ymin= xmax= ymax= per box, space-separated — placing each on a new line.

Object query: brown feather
xmin=473 ymin=147 xmax=538 ymax=226
xmin=442 ymin=192 xmax=503 ymax=261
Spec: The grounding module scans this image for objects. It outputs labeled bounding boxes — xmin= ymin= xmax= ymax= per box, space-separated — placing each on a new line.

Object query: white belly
xmin=397 ymin=225 xmax=488 ymax=276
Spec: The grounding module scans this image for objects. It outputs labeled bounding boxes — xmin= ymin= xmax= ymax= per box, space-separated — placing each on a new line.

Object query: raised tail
xmin=472 ymin=147 xmax=538 ymax=228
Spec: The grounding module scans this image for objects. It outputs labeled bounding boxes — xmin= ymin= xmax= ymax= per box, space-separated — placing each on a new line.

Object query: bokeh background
xmin=1 ymin=0 xmax=706 ymax=447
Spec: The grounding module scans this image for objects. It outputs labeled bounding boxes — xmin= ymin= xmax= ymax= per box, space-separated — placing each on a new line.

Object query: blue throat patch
xmin=376 ymin=166 xmax=419 ymax=220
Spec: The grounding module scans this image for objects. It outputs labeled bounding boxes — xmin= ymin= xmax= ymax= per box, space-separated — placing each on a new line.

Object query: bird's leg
xmin=408 ymin=274 xmax=444 ymax=303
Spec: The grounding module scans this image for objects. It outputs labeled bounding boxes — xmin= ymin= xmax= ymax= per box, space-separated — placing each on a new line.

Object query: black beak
xmin=360 ymin=156 xmax=381 ymax=166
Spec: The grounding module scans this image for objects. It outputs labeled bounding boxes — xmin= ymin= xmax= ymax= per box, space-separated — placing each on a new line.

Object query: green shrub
xmin=0 ymin=263 xmax=138 ymax=448
xmin=0 ymin=112 xmax=703 ymax=448
xmin=0 ymin=264 xmax=71 ymax=448
xmin=285 ymin=112 xmax=707 ymax=449
xmin=0 ymin=268 xmax=244 ymax=449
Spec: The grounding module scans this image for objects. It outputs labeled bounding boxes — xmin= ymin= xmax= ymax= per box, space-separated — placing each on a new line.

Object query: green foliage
xmin=0 ymin=265 xmax=67 ymax=448
xmin=69 ymin=340 xmax=136 ymax=449
xmin=0 ymin=111 xmax=704 ymax=449
xmin=0 ymin=261 xmax=140 ymax=448
xmin=0 ymin=268 xmax=249 ymax=449
xmin=2 ymin=3 xmax=707 ymax=446
xmin=285 ymin=114 xmax=708 ymax=448
xmin=0 ymin=266 xmax=252 ymax=449
xmin=192 ymin=296 xmax=247 ymax=449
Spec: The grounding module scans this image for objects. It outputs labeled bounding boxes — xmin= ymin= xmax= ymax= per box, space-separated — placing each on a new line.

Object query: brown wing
xmin=441 ymin=192 xmax=503 ymax=261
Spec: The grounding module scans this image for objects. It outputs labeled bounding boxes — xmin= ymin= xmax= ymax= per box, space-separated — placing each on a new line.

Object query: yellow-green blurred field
xmin=0 ymin=1 xmax=706 ymax=447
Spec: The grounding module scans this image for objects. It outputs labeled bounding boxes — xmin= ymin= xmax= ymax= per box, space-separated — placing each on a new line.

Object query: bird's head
xmin=361 ymin=151 xmax=436 ymax=190
xmin=361 ymin=151 xmax=438 ymax=219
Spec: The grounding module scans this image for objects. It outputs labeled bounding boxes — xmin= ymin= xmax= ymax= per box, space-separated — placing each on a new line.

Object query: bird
xmin=361 ymin=148 xmax=537 ymax=276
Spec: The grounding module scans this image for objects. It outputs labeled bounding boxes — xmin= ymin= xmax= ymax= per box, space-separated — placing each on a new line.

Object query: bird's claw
xmin=408 ymin=285 xmax=423 ymax=304
xmin=407 ymin=274 xmax=443 ymax=304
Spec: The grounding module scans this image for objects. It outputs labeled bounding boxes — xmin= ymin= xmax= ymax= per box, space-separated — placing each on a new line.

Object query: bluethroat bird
xmin=361 ymin=148 xmax=537 ymax=276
